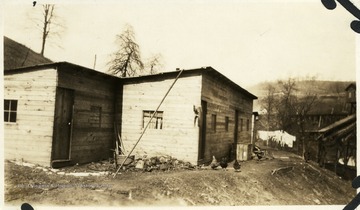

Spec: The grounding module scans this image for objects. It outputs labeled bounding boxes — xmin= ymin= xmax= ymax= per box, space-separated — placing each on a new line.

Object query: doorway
xmin=198 ymin=100 xmax=207 ymax=162
xmin=52 ymin=87 xmax=74 ymax=162
xmin=234 ymin=110 xmax=239 ymax=145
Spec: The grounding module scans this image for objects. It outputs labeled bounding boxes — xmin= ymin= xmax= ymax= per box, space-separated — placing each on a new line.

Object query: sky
xmin=2 ymin=0 xmax=358 ymax=88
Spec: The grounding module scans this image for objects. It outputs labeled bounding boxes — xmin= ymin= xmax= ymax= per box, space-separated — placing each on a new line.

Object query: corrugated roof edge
xmin=345 ymin=83 xmax=356 ymax=91
xmin=318 ymin=114 xmax=356 ymax=133
xmin=5 ymin=63 xmax=257 ymax=99
xmin=4 ymin=61 xmax=118 ymax=79
xmin=122 ymin=66 xmax=258 ymax=100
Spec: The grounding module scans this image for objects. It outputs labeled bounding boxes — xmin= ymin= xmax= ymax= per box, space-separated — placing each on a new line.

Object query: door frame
xmin=234 ymin=109 xmax=239 ymax=145
xmin=51 ymin=87 xmax=74 ymax=162
xmin=198 ymin=100 xmax=207 ymax=162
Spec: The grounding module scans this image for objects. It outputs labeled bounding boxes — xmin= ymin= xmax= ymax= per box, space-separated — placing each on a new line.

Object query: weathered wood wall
xmin=201 ymin=73 xmax=254 ymax=162
xmin=57 ymin=69 xmax=116 ymax=164
xmin=4 ymin=68 xmax=57 ymax=166
xmin=120 ymin=74 xmax=202 ymax=164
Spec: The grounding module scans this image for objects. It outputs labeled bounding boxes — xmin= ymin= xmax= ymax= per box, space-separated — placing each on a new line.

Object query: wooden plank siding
xmin=4 ymin=68 xmax=57 ymax=166
xmin=120 ymin=75 xmax=202 ymax=164
xmin=201 ymin=73 xmax=254 ymax=162
xmin=57 ymin=69 xmax=116 ymax=164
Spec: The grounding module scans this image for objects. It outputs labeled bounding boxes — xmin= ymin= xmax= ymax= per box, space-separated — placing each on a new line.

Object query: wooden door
xmin=198 ymin=100 xmax=207 ymax=161
xmin=52 ymin=87 xmax=74 ymax=161
xmin=234 ymin=110 xmax=239 ymax=145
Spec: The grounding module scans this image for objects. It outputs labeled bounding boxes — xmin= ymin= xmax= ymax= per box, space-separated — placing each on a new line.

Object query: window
xmin=211 ymin=114 xmax=217 ymax=132
xmin=4 ymin=100 xmax=18 ymax=123
xmin=349 ymin=92 xmax=352 ymax=98
xmin=240 ymin=118 xmax=243 ymax=131
xmin=89 ymin=106 xmax=102 ymax=127
xmin=246 ymin=119 xmax=250 ymax=131
xmin=225 ymin=116 xmax=229 ymax=132
xmin=143 ymin=111 xmax=163 ymax=129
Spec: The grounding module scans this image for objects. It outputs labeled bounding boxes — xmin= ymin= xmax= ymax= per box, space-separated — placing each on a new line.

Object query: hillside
xmin=5 ymin=149 xmax=355 ymax=206
xmin=248 ymin=80 xmax=355 ymax=112
xmin=4 ymin=36 xmax=53 ymax=70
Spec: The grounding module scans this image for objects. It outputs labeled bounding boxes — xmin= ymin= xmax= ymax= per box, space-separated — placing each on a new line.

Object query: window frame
xmin=4 ymin=99 xmax=18 ymax=123
xmin=143 ymin=110 xmax=164 ymax=130
xmin=211 ymin=114 xmax=217 ymax=132
xmin=240 ymin=118 xmax=243 ymax=132
xmin=225 ymin=116 xmax=229 ymax=132
xmin=89 ymin=105 xmax=102 ymax=128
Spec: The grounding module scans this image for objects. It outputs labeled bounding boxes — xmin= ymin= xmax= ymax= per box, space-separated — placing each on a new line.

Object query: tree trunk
xmin=41 ymin=6 xmax=49 ymax=56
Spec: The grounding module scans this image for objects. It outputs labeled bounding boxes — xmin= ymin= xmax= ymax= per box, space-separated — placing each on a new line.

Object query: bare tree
xmin=27 ymin=4 xmax=64 ymax=56
xmin=294 ymin=91 xmax=318 ymax=157
xmin=260 ymin=83 xmax=277 ymax=131
xmin=40 ymin=4 xmax=55 ymax=56
xmin=276 ymin=78 xmax=298 ymax=132
xmin=145 ymin=53 xmax=163 ymax=75
xmin=108 ymin=25 xmax=144 ymax=77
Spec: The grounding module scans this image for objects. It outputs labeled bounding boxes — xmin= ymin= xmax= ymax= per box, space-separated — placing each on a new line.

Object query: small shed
xmin=4 ymin=62 xmax=118 ymax=167
xmin=118 ymin=67 xmax=257 ymax=165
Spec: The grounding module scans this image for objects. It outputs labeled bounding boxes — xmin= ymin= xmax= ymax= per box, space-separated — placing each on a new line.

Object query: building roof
xmin=4 ymin=61 xmax=118 ymax=80
xmin=4 ymin=36 xmax=53 ymax=70
xmin=122 ymin=67 xmax=258 ymax=100
xmin=318 ymin=114 xmax=356 ymax=134
xmin=345 ymin=83 xmax=356 ymax=91
xmin=5 ymin=60 xmax=257 ymax=100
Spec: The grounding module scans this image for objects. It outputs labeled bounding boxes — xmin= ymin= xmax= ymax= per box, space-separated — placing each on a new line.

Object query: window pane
xmin=240 ymin=119 xmax=243 ymax=131
xmin=143 ymin=111 xmax=163 ymax=129
xmin=4 ymin=100 xmax=10 ymax=111
xmin=10 ymin=112 xmax=17 ymax=122
xmin=89 ymin=106 xmax=101 ymax=127
xmin=158 ymin=117 xmax=163 ymax=129
xmin=4 ymin=111 xmax=9 ymax=122
xmin=149 ymin=118 xmax=156 ymax=129
xmin=225 ymin=116 xmax=229 ymax=131
xmin=144 ymin=111 xmax=151 ymax=117
xmin=10 ymin=100 xmax=18 ymax=111
xmin=212 ymin=114 xmax=216 ymax=132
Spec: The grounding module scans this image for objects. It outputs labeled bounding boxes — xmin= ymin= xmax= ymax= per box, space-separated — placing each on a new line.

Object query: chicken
xmin=220 ymin=157 xmax=228 ymax=170
xmin=210 ymin=156 xmax=220 ymax=169
xmin=253 ymin=145 xmax=265 ymax=160
xmin=233 ymin=159 xmax=241 ymax=172
xmin=304 ymin=151 xmax=311 ymax=163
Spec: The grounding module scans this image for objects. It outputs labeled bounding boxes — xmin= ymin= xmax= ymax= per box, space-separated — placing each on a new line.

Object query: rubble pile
xmin=118 ymin=155 xmax=197 ymax=172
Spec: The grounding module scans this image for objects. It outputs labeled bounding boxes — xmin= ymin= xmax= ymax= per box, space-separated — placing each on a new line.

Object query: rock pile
xmin=119 ymin=155 xmax=197 ymax=172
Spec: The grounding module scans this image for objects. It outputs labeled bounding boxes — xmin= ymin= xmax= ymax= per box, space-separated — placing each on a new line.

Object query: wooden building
xmin=4 ymin=62 xmax=117 ymax=167
xmin=345 ymin=83 xmax=356 ymax=114
xmin=118 ymin=67 xmax=257 ymax=165
xmin=4 ymin=61 xmax=256 ymax=167
xmin=317 ymin=114 xmax=356 ymax=179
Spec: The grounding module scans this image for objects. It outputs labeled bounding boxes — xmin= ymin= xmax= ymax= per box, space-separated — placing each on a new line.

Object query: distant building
xmin=345 ymin=83 xmax=356 ymax=114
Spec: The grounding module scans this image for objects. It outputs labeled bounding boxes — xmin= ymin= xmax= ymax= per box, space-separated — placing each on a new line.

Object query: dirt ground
xmin=4 ymin=148 xmax=356 ymax=207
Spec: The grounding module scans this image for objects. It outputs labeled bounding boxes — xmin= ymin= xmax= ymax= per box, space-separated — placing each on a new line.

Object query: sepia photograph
xmin=1 ymin=0 xmax=358 ymax=209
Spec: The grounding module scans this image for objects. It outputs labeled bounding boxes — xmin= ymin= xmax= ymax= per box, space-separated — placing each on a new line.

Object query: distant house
xmin=118 ymin=68 xmax=257 ymax=164
xmin=4 ymin=62 xmax=117 ymax=167
xmin=345 ymin=83 xmax=356 ymax=114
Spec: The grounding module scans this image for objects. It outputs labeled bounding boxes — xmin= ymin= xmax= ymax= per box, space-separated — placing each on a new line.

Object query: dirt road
xmin=4 ymin=148 xmax=356 ymax=207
